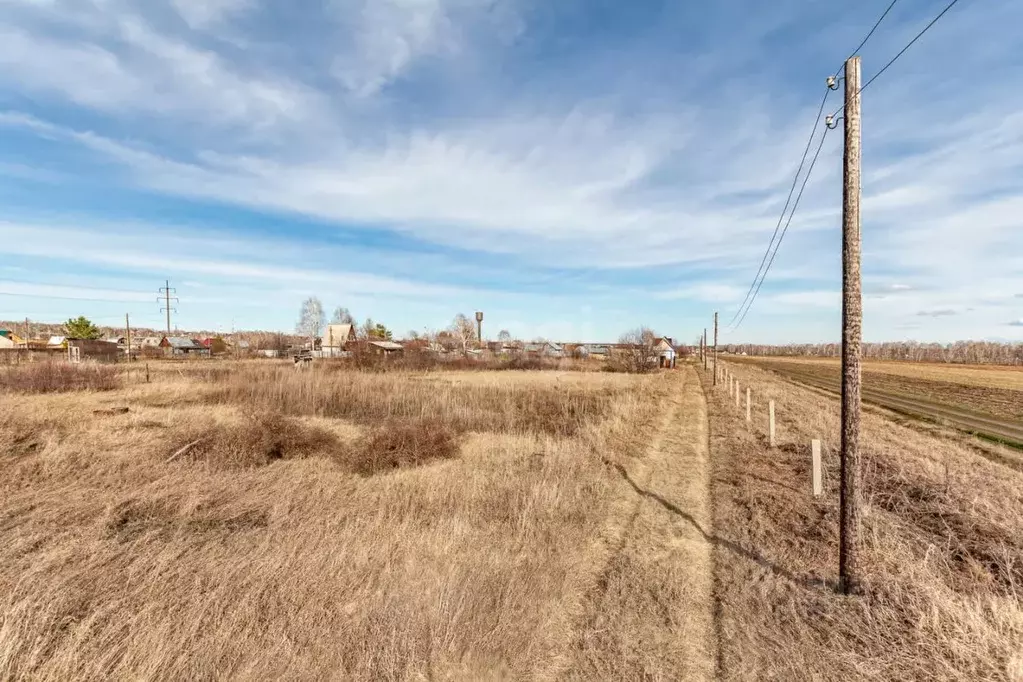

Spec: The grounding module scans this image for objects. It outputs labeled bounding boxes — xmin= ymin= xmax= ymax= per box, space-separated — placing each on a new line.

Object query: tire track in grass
xmin=563 ymin=367 xmax=716 ymax=681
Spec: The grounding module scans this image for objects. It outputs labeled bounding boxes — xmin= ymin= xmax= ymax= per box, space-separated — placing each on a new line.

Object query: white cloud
xmin=0 ymin=220 xmax=469 ymax=299
xmin=766 ymin=290 xmax=838 ymax=309
xmin=653 ymin=283 xmax=745 ymax=302
xmin=0 ymin=107 xmax=808 ymax=269
xmin=0 ymin=7 xmax=326 ymax=135
xmin=330 ymin=0 xmax=521 ymax=96
xmin=171 ymin=0 xmax=252 ymax=29
xmin=0 ymin=281 xmax=152 ymax=303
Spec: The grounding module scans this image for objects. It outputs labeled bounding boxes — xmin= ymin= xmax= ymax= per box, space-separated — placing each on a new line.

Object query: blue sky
xmin=1 ymin=0 xmax=1021 ymax=343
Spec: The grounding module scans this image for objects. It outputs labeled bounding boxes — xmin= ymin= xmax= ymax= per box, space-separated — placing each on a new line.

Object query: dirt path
xmin=565 ymin=367 xmax=716 ymax=680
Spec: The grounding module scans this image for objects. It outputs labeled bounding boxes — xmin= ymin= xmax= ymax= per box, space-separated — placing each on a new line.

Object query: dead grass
xmin=0 ymin=361 xmax=120 ymax=393
xmin=0 ymin=361 xmax=667 ymax=680
xmin=746 ymin=356 xmax=1023 ymax=423
xmin=744 ymin=355 xmax=1023 ymax=391
xmin=198 ymin=365 xmax=621 ymax=437
xmin=168 ymin=412 xmax=343 ymax=470
xmin=341 ymin=417 xmax=460 ymax=476
xmin=705 ymin=361 xmax=1023 ymax=680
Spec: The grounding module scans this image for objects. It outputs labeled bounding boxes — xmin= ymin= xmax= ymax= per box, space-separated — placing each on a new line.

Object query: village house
xmin=160 ymin=337 xmax=209 ymax=356
xmin=0 ymin=329 xmax=26 ymax=350
xmin=487 ymin=340 xmax=517 ymax=355
xmin=199 ymin=337 xmax=231 ymax=355
xmin=322 ymin=323 xmax=357 ymax=356
xmin=368 ymin=340 xmax=404 ymax=356
xmin=653 ymin=337 xmax=678 ymax=368
xmin=524 ymin=341 xmax=564 ymax=358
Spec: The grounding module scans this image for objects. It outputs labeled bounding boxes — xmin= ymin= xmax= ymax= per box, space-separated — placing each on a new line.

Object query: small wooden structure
xmin=67 ymin=338 xmax=120 ymax=363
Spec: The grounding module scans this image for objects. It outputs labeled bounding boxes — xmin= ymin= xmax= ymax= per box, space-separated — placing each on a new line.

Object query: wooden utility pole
xmin=125 ymin=313 xmax=132 ymax=362
xmin=713 ymin=313 xmax=718 ymax=386
xmin=703 ymin=328 xmax=708 ymax=370
xmin=839 ymin=55 xmax=863 ymax=595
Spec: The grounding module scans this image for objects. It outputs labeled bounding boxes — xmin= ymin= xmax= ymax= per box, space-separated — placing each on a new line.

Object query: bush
xmin=170 ymin=412 xmax=340 ymax=470
xmin=0 ymin=362 xmax=120 ymax=393
xmin=340 ymin=417 xmax=460 ymax=476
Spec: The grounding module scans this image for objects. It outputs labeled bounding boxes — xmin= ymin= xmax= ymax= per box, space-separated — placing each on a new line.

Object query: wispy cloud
xmin=171 ymin=0 xmax=252 ymax=30
xmin=916 ymin=309 xmax=957 ymax=318
xmin=329 ymin=0 xmax=523 ymax=97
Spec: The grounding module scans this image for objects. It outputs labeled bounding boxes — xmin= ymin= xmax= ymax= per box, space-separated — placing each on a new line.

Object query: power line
xmin=828 ymin=0 xmax=962 ymax=119
xmin=836 ymin=0 xmax=901 ymax=76
xmin=727 ymin=86 xmax=834 ymax=327
xmin=861 ymin=0 xmax=960 ymax=93
xmin=0 ymin=290 xmax=154 ymax=304
xmin=732 ymin=126 xmax=833 ymax=330
xmin=0 ymin=277 xmax=153 ymax=294
xmin=727 ymin=0 xmax=899 ymax=330
xmin=728 ymin=0 xmax=960 ymax=331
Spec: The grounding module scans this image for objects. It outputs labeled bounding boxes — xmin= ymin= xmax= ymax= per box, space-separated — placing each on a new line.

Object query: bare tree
xmin=296 ymin=297 xmax=325 ymax=344
xmin=498 ymin=329 xmax=512 ymax=342
xmin=611 ymin=327 xmax=659 ymax=373
xmin=450 ymin=314 xmax=477 ymax=353
xmin=331 ymin=307 xmax=355 ymax=324
xmin=360 ymin=317 xmax=375 ymax=340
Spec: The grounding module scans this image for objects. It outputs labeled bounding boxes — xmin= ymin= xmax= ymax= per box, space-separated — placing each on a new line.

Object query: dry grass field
xmin=738 ymin=355 xmax=1023 ymax=391
xmin=739 ymin=355 xmax=1023 ymax=427
xmin=3 ymin=357 xmax=1022 ymax=680
xmin=0 ymin=360 xmax=716 ymax=680
xmin=708 ymin=360 xmax=1023 ymax=680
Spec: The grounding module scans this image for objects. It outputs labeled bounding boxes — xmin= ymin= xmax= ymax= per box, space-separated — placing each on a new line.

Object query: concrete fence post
xmin=812 ymin=439 xmax=823 ymax=497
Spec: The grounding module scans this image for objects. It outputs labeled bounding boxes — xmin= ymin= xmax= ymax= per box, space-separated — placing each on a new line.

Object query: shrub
xmin=170 ymin=413 xmax=340 ymax=470
xmin=340 ymin=417 xmax=460 ymax=476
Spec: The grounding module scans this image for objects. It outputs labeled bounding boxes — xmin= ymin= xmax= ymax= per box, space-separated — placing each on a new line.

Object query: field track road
xmin=563 ymin=367 xmax=716 ymax=680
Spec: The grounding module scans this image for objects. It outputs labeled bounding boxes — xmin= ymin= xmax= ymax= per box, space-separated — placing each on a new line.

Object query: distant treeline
xmin=717 ymin=341 xmax=1023 ymax=366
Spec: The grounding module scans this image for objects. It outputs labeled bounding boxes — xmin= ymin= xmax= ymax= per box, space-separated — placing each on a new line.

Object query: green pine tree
xmin=63 ymin=316 xmax=102 ymax=340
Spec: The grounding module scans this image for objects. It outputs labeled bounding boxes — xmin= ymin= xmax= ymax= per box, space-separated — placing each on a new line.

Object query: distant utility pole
xmin=839 ymin=56 xmax=863 ymax=596
xmin=125 ymin=313 xmax=132 ymax=362
xmin=703 ymin=328 xmax=708 ymax=371
xmin=158 ymin=280 xmax=179 ymax=336
xmin=713 ymin=313 xmax=718 ymax=386
xmin=475 ymin=311 xmax=484 ymax=347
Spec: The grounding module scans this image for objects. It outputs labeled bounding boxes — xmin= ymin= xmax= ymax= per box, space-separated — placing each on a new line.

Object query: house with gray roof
xmin=159 ymin=336 xmax=209 ymax=356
